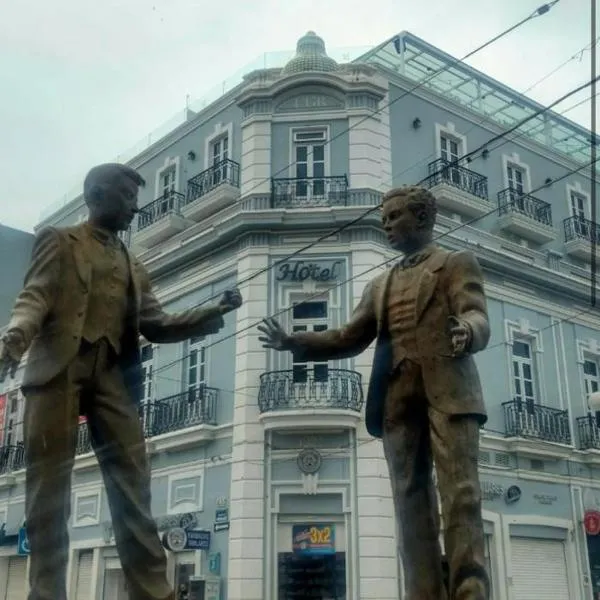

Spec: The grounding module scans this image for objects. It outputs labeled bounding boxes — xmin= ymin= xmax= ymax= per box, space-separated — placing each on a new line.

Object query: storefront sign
xmin=534 ymin=493 xmax=558 ymax=506
xmin=292 ymin=523 xmax=335 ymax=555
xmin=275 ymin=260 xmax=343 ymax=283
xmin=585 ymin=510 xmax=600 ymax=536
xmin=481 ymin=481 xmax=504 ymax=501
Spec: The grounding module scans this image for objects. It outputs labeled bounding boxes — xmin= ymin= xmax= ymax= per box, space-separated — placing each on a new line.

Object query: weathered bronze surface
xmin=0 ymin=163 xmax=242 ymax=600
xmin=259 ymin=186 xmax=490 ymax=600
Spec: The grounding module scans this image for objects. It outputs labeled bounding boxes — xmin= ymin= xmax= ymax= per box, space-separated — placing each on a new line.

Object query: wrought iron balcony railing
xmin=271 ymin=175 xmax=349 ymax=208
xmin=140 ymin=386 xmax=218 ymax=437
xmin=137 ymin=190 xmax=185 ymax=231
xmin=0 ymin=444 xmax=24 ymax=474
xmin=503 ymin=399 xmax=571 ymax=445
xmin=186 ymin=159 xmax=240 ymax=204
xmin=0 ymin=388 xmax=220 ymax=474
xmin=258 ymin=368 xmax=363 ymax=413
xmin=576 ymin=414 xmax=600 ymax=450
xmin=564 ymin=215 xmax=600 ymax=244
xmin=497 ymin=188 xmax=553 ymax=226
xmin=425 ymin=158 xmax=489 ymax=200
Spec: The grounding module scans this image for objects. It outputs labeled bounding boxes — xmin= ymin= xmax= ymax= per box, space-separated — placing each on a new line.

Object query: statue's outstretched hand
xmin=0 ymin=330 xmax=26 ymax=383
xmin=258 ymin=318 xmax=291 ymax=351
xmin=448 ymin=316 xmax=472 ymax=358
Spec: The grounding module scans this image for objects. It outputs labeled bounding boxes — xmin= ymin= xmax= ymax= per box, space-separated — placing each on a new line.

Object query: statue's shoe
xmin=454 ymin=576 xmax=487 ymax=600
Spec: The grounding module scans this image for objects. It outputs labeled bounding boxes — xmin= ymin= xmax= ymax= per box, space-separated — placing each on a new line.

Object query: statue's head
xmin=83 ymin=163 xmax=145 ymax=231
xmin=381 ymin=185 xmax=437 ymax=253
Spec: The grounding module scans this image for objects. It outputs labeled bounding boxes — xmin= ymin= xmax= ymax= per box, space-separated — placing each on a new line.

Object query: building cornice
xmin=135 ymin=201 xmax=596 ymax=311
xmin=236 ymin=70 xmax=388 ymax=107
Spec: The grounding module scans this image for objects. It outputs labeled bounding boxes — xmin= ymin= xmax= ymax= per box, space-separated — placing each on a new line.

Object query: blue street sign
xmin=215 ymin=509 xmax=228 ymax=524
xmin=185 ymin=530 xmax=211 ymax=550
xmin=17 ymin=528 xmax=30 ymax=555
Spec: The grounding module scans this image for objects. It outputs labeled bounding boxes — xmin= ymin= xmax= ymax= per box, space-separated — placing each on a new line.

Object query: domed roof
xmin=282 ymin=31 xmax=339 ymax=75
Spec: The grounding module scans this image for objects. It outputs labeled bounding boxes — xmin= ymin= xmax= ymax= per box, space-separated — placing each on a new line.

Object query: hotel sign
xmin=275 ymin=260 xmax=343 ymax=283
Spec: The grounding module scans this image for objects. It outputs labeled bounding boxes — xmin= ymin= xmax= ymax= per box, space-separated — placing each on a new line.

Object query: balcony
xmin=576 ymin=415 xmax=600 ymax=450
xmin=423 ymin=159 xmax=490 ymax=218
xmin=271 ymin=176 xmax=348 ymax=209
xmin=65 ymin=387 xmax=219 ymax=466
xmin=496 ymin=188 xmax=555 ymax=244
xmin=563 ymin=216 xmax=599 ymax=260
xmin=258 ymin=368 xmax=363 ymax=431
xmin=183 ymin=159 xmax=240 ymax=222
xmin=134 ymin=191 xmax=189 ymax=248
xmin=503 ymin=400 xmax=571 ymax=446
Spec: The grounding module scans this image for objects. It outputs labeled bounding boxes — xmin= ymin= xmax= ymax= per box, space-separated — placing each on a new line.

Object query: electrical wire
xmin=3 ymin=78 xmax=596 ymax=387
xmin=146 ymin=153 xmax=599 ymax=381
xmin=166 ymin=2 xmax=567 ymax=308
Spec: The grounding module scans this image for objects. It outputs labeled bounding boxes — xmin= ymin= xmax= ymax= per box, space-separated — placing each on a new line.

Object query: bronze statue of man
xmin=258 ymin=185 xmax=490 ymax=600
xmin=0 ymin=163 xmax=242 ymax=600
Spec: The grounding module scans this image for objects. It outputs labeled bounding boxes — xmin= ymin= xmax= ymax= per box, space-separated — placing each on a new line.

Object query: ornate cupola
xmin=281 ymin=31 xmax=339 ymax=75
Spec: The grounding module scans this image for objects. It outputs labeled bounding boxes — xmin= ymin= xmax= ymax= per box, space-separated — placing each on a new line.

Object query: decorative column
xmin=226 ymin=244 xmax=269 ymax=600
xmin=347 ymin=87 xmax=392 ymax=192
xmin=240 ymin=117 xmax=272 ymax=197
xmin=351 ymin=247 xmax=400 ymax=600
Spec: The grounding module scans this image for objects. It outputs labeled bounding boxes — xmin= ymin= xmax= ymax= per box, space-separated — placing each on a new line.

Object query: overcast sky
xmin=0 ymin=0 xmax=593 ymax=232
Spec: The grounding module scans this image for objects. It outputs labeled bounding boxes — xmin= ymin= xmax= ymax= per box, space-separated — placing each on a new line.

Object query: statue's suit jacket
xmin=289 ymin=247 xmax=491 ymax=438
xmin=7 ymin=224 xmax=224 ymax=402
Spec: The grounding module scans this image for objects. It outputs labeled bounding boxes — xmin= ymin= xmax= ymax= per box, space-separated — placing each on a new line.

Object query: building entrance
xmin=277 ymin=552 xmax=346 ymax=599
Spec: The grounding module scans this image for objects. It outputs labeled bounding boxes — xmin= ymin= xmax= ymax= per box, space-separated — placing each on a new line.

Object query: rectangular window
xmin=512 ymin=339 xmax=536 ymax=412
xmin=140 ymin=345 xmax=154 ymax=404
xmin=584 ymin=358 xmax=600 ymax=426
xmin=211 ymin=136 xmax=229 ymax=185
xmin=506 ymin=164 xmax=526 ymax=194
xmin=4 ymin=390 xmax=22 ymax=447
xmin=439 ymin=133 xmax=462 ymax=185
xmin=570 ymin=191 xmax=590 ymax=238
xmin=155 ymin=166 xmax=178 ymax=220
xmin=293 ymin=129 xmax=327 ymax=201
xmin=188 ymin=340 xmax=206 ymax=400
xmin=291 ymin=300 xmax=329 ymax=383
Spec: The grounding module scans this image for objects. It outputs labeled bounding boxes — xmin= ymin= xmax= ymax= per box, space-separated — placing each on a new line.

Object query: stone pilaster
xmin=348 ymin=89 xmax=392 ymax=192
xmin=351 ymin=249 xmax=400 ymax=600
xmin=226 ymin=250 xmax=269 ymax=600
xmin=240 ymin=119 xmax=271 ymax=196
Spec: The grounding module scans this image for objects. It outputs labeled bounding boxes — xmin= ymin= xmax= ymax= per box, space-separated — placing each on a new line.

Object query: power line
xmin=4 ymin=79 xmax=596 ymax=384
xmin=179 ymin=3 xmax=564 ymax=306
xmin=148 ymin=155 xmax=599 ymax=379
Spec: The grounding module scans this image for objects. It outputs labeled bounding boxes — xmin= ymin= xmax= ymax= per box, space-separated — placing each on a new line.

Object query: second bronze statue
xmin=259 ymin=185 xmax=490 ymax=600
xmin=0 ymin=163 xmax=243 ymax=600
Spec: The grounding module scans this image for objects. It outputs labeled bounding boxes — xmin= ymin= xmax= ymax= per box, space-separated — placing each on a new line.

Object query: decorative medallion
xmin=162 ymin=527 xmax=188 ymax=552
xmin=297 ymin=448 xmax=322 ymax=474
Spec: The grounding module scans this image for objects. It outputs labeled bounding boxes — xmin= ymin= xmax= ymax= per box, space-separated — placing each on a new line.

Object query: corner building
xmin=0 ymin=30 xmax=598 ymax=600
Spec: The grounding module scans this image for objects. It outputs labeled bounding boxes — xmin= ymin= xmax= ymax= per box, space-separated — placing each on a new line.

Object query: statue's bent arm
xmin=136 ymin=261 xmax=225 ymax=343
xmin=288 ymin=282 xmax=378 ymax=362
xmin=446 ymin=251 xmax=491 ymax=354
xmin=7 ymin=227 xmax=62 ymax=348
